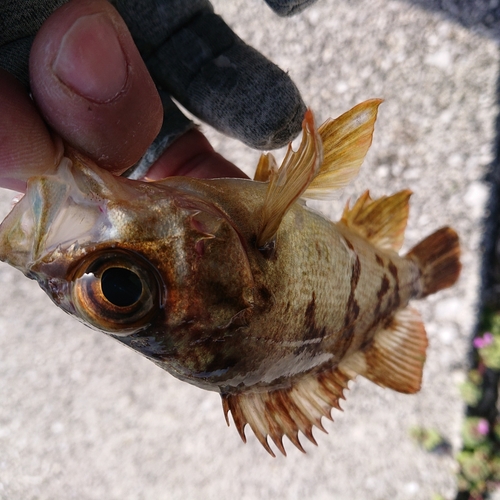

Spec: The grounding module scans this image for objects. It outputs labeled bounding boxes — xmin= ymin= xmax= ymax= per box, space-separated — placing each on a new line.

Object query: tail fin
xmin=406 ymin=227 xmax=461 ymax=297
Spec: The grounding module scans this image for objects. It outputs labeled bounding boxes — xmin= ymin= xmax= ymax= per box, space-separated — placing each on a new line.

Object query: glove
xmin=0 ymin=0 xmax=316 ymax=178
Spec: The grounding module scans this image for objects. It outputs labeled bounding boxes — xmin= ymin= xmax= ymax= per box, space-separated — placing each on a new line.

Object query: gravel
xmin=0 ymin=0 xmax=499 ymax=498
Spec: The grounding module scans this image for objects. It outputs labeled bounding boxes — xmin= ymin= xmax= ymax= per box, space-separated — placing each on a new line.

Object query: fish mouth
xmin=0 ymin=157 xmax=108 ymax=274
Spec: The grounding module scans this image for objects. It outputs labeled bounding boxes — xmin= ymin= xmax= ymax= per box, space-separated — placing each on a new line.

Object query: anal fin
xmin=340 ymin=306 xmax=428 ymax=394
xmin=221 ymin=367 xmax=352 ymax=456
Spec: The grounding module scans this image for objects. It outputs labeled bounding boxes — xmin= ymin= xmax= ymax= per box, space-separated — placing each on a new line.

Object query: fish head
xmin=0 ymin=154 xmax=255 ymax=371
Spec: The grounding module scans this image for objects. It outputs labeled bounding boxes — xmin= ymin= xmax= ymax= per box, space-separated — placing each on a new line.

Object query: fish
xmin=0 ymin=100 xmax=461 ymax=456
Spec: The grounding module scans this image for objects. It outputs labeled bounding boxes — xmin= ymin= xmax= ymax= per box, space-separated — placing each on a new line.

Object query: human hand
xmin=0 ymin=0 xmax=312 ymax=192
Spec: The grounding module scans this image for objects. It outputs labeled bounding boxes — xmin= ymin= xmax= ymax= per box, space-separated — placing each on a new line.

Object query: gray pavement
xmin=0 ymin=0 xmax=499 ymax=499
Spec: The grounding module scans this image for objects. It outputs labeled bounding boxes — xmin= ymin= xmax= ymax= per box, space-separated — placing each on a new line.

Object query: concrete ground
xmin=0 ymin=0 xmax=499 ymax=499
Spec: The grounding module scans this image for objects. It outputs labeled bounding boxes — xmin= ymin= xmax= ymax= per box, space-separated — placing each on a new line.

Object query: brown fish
xmin=0 ymin=100 xmax=460 ymax=455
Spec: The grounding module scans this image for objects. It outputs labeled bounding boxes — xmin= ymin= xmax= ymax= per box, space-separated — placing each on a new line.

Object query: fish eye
xmin=70 ymin=250 xmax=163 ymax=334
xmin=101 ymin=267 xmax=143 ymax=307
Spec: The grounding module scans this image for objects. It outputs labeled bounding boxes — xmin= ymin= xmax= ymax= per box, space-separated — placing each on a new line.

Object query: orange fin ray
xmin=406 ymin=226 xmax=461 ymax=297
xmin=257 ymin=110 xmax=322 ymax=247
xmin=253 ymin=153 xmax=278 ymax=182
xmin=221 ymin=367 xmax=352 ymax=456
xmin=303 ymin=99 xmax=383 ymax=200
xmin=340 ymin=190 xmax=412 ymax=252
xmin=340 ymin=306 xmax=428 ymax=394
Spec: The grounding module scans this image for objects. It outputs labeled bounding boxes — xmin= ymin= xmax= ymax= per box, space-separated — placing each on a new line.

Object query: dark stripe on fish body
xmin=388 ymin=261 xmax=401 ymax=310
xmin=303 ymin=292 xmax=328 ymax=341
xmin=344 ymin=237 xmax=355 ymax=252
xmin=388 ymin=261 xmax=398 ymax=280
xmin=305 ymin=292 xmax=316 ymax=325
xmin=361 ymin=263 xmax=400 ymax=348
xmin=344 ymin=253 xmax=361 ymax=327
xmin=377 ymin=275 xmax=390 ymax=300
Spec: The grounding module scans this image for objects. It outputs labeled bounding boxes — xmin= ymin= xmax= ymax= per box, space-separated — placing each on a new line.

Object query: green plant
xmin=455 ymin=310 xmax=500 ymax=499
xmin=460 ymin=370 xmax=483 ymax=407
xmin=461 ymin=418 xmax=490 ymax=448
xmin=409 ymin=426 xmax=449 ymax=453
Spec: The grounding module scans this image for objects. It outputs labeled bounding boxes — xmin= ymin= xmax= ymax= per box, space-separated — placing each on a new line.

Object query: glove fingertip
xmin=264 ymin=0 xmax=319 ymax=17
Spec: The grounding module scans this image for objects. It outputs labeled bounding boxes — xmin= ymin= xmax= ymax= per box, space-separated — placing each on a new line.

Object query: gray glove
xmin=0 ymin=0 xmax=316 ymax=176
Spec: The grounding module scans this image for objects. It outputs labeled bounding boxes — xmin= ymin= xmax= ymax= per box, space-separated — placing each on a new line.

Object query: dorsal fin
xmin=256 ymin=110 xmax=322 ymax=247
xmin=340 ymin=190 xmax=412 ymax=252
xmin=339 ymin=306 xmax=428 ymax=394
xmin=253 ymin=153 xmax=278 ymax=182
xmin=303 ymin=99 xmax=382 ymax=200
xmin=255 ymin=100 xmax=383 ymax=248
xmin=221 ymin=366 xmax=353 ymax=456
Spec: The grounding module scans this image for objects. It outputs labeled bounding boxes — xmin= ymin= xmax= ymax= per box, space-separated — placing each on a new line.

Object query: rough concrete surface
xmin=0 ymin=0 xmax=499 ymax=499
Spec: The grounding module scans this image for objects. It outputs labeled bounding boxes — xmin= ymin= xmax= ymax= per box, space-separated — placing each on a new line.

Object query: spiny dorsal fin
xmin=221 ymin=367 xmax=353 ymax=456
xmin=254 ymin=153 xmax=278 ymax=182
xmin=303 ymin=99 xmax=383 ymax=200
xmin=340 ymin=190 xmax=412 ymax=252
xmin=257 ymin=110 xmax=322 ymax=247
xmin=339 ymin=306 xmax=428 ymax=394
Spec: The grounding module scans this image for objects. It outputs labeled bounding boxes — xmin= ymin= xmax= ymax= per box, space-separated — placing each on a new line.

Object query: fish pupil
xmin=101 ymin=267 xmax=143 ymax=307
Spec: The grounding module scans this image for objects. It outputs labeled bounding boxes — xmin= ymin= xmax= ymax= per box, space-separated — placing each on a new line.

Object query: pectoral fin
xmin=340 ymin=190 xmax=412 ymax=252
xmin=340 ymin=306 xmax=428 ymax=394
xmin=257 ymin=110 xmax=322 ymax=247
xmin=222 ymin=366 xmax=352 ymax=456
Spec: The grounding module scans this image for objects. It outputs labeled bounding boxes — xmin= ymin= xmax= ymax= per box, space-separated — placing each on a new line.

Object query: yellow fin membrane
xmin=253 ymin=153 xmax=278 ymax=182
xmin=340 ymin=190 xmax=412 ymax=252
xmin=304 ymin=99 xmax=383 ymax=200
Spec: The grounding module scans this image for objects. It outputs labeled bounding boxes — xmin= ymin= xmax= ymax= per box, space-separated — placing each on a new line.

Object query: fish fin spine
xmin=303 ymin=99 xmax=383 ymax=200
xmin=221 ymin=367 xmax=353 ymax=456
xmin=254 ymin=153 xmax=278 ymax=182
xmin=256 ymin=99 xmax=383 ymax=247
xmin=340 ymin=190 xmax=412 ymax=252
xmin=257 ymin=110 xmax=322 ymax=247
xmin=340 ymin=306 xmax=428 ymax=394
xmin=406 ymin=226 xmax=461 ymax=297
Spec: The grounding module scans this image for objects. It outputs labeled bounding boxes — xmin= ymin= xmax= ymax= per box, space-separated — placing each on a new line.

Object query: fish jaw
xmin=0 ymin=157 xmax=108 ymax=275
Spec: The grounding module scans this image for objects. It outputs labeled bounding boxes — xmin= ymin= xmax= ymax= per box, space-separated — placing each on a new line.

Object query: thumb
xmin=29 ymin=0 xmax=162 ymax=174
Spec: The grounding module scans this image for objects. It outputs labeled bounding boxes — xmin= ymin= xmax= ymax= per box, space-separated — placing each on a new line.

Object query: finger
xmin=29 ymin=0 xmax=162 ymax=174
xmin=264 ymin=0 xmax=319 ymax=16
xmin=0 ymin=69 xmax=62 ymax=192
xmin=0 ymin=0 xmax=67 ymax=87
xmin=115 ymin=1 xmax=306 ymax=149
xmin=145 ymin=129 xmax=249 ymax=181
